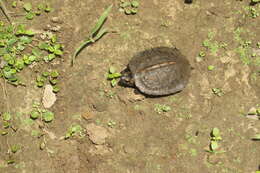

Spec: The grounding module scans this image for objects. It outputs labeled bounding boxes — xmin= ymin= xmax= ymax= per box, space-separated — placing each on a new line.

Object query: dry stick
xmin=0 ymin=78 xmax=10 ymax=113
xmin=0 ymin=0 xmax=13 ymax=24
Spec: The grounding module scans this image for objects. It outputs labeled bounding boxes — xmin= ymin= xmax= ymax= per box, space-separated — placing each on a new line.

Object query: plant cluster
xmin=154 ymin=104 xmax=171 ymax=114
xmin=36 ymin=70 xmax=60 ymax=93
xmin=30 ymin=102 xmax=55 ymax=123
xmin=119 ymin=0 xmax=139 ymax=15
xmin=22 ymin=2 xmax=53 ymax=20
xmin=0 ymin=21 xmax=63 ymax=86
xmin=107 ymin=66 xmax=121 ymax=87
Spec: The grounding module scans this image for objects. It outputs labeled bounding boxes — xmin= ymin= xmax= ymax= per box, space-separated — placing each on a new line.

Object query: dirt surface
xmin=1 ymin=0 xmax=260 ymax=173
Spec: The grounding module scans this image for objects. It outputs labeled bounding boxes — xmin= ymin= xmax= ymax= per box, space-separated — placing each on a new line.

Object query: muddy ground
xmin=0 ymin=0 xmax=260 ymax=172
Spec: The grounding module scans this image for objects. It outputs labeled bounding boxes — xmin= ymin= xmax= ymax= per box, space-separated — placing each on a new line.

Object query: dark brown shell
xmin=128 ymin=47 xmax=191 ymax=96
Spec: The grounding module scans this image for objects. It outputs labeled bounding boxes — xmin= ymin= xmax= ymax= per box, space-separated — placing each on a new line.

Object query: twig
xmin=0 ymin=0 xmax=13 ymax=24
xmin=0 ymin=78 xmax=10 ymax=113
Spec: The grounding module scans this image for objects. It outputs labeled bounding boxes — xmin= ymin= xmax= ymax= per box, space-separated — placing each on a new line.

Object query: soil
xmin=0 ymin=0 xmax=260 ymax=173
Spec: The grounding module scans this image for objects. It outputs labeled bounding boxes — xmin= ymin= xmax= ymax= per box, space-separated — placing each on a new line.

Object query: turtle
xmin=119 ymin=47 xmax=191 ymax=96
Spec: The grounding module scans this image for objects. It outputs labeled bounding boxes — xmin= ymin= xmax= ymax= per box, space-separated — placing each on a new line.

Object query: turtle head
xmin=119 ymin=68 xmax=135 ymax=87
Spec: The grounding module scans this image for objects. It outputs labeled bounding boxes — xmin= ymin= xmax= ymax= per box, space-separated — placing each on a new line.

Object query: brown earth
xmin=0 ymin=0 xmax=260 ymax=173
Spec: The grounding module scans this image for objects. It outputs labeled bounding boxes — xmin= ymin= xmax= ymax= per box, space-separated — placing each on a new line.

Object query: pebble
xmin=42 ymin=84 xmax=57 ymax=108
xmin=86 ymin=123 xmax=109 ymax=145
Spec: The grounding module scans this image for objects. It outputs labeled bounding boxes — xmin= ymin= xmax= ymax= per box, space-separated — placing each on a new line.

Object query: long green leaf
xmin=71 ymin=5 xmax=112 ymax=66
xmin=71 ymin=39 xmax=92 ymax=66
xmin=90 ymin=4 xmax=113 ymax=37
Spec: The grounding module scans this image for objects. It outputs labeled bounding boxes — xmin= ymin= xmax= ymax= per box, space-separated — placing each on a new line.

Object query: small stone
xmin=51 ymin=17 xmax=63 ymax=24
xmin=86 ymin=123 xmax=109 ymax=145
xmin=42 ymin=84 xmax=57 ymax=108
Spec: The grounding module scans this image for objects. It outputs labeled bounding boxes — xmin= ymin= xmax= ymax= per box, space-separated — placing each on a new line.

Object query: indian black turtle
xmin=120 ymin=47 xmax=191 ymax=96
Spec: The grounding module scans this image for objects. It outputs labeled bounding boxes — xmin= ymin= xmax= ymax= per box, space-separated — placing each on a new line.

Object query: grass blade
xmin=90 ymin=4 xmax=113 ymax=37
xmin=71 ymin=4 xmax=113 ymax=66
xmin=71 ymin=39 xmax=92 ymax=66
xmin=92 ymin=28 xmax=108 ymax=41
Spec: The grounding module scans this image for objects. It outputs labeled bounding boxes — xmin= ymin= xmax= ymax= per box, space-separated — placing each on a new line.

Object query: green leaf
xmin=51 ymin=34 xmax=57 ymax=43
xmin=252 ymin=134 xmax=260 ymax=140
xmin=212 ymin=128 xmax=220 ymax=137
xmin=12 ymin=1 xmax=17 ymax=8
xmin=47 ymin=54 xmax=56 ymax=61
xmin=107 ymin=73 xmax=121 ymax=79
xmin=131 ymin=1 xmax=139 ymax=8
xmin=37 ymin=3 xmax=45 ymax=10
xmin=14 ymin=59 xmax=25 ymax=70
xmin=90 ymin=5 xmax=113 ymax=37
xmin=50 ymin=79 xmax=58 ymax=85
xmin=10 ymin=144 xmax=20 ymax=153
xmin=52 ymin=85 xmax=60 ymax=93
xmin=38 ymin=42 xmax=49 ymax=50
xmin=131 ymin=8 xmax=138 ymax=14
xmin=32 ymin=48 xmax=42 ymax=57
xmin=44 ymin=4 xmax=53 ymax=12
xmin=2 ymin=112 xmax=11 ymax=121
xmin=36 ymin=81 xmax=44 ymax=87
xmin=54 ymin=49 xmax=63 ymax=55
xmin=42 ymin=72 xmax=49 ymax=77
xmin=111 ymin=79 xmax=117 ymax=87
xmin=50 ymin=70 xmax=59 ymax=78
xmin=23 ymin=3 xmax=32 ymax=12
xmin=42 ymin=111 xmax=54 ymax=122
xmin=30 ymin=110 xmax=40 ymax=119
xmin=19 ymin=36 xmax=32 ymax=44
xmin=71 ymin=5 xmax=112 ymax=66
xmin=17 ymin=43 xmax=25 ymax=51
xmin=26 ymin=12 xmax=35 ymax=20
xmin=109 ymin=66 xmax=116 ymax=74
xmin=24 ymin=30 xmax=35 ymax=36
xmin=210 ymin=141 xmax=218 ymax=151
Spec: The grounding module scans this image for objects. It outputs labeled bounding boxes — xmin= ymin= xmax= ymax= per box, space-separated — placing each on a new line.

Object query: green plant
xmin=36 ymin=70 xmax=60 ymax=92
xmin=154 ymin=104 xmax=171 ymax=114
xmin=206 ymin=128 xmax=225 ymax=153
xmin=212 ymin=88 xmax=224 ymax=97
xmin=107 ymin=120 xmax=116 ymax=128
xmin=0 ymin=21 xmax=63 ymax=86
xmin=252 ymin=134 xmax=260 ymax=140
xmin=42 ymin=111 xmax=54 ymax=122
xmin=65 ymin=124 xmax=84 ymax=139
xmin=23 ymin=2 xmax=53 ymax=19
xmin=10 ymin=144 xmax=20 ymax=153
xmin=71 ymin=5 xmax=113 ymax=65
xmin=29 ymin=103 xmax=55 ymax=123
xmin=107 ymin=66 xmax=121 ymax=87
xmin=119 ymin=0 xmax=139 ymax=15
xmin=207 ymin=65 xmax=215 ymax=71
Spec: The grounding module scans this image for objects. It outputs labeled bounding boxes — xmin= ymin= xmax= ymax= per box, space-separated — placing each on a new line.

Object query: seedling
xmin=107 ymin=66 xmax=121 ymax=87
xmin=252 ymin=134 xmax=260 ymax=141
xmin=29 ymin=104 xmax=55 ymax=123
xmin=154 ymin=104 xmax=171 ymax=114
xmin=2 ymin=112 xmax=11 ymax=121
xmin=42 ymin=111 xmax=54 ymax=123
xmin=10 ymin=144 xmax=20 ymax=153
xmin=107 ymin=120 xmax=116 ymax=128
xmin=207 ymin=65 xmax=215 ymax=71
xmin=30 ymin=110 xmax=40 ymax=119
xmin=212 ymin=88 xmax=224 ymax=97
xmin=36 ymin=70 xmax=60 ymax=92
xmin=206 ymin=127 xmax=225 ymax=153
xmin=119 ymin=0 xmax=139 ymax=15
xmin=71 ymin=5 xmax=113 ymax=65
xmin=23 ymin=2 xmax=53 ymax=19
xmin=65 ymin=124 xmax=84 ymax=139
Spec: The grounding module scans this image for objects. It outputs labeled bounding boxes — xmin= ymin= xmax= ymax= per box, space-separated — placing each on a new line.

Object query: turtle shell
xmin=128 ymin=47 xmax=191 ymax=96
